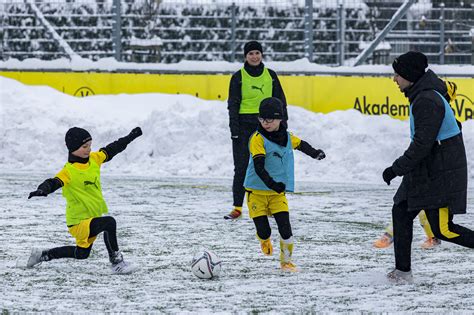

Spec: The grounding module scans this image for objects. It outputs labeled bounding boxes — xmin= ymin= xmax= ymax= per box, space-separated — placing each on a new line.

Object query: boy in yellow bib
xmin=244 ymin=97 xmax=325 ymax=272
xmin=27 ymin=126 xmax=142 ymax=274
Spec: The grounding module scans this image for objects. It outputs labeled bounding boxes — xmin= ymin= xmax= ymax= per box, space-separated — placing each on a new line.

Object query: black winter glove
xmin=127 ymin=127 xmax=142 ymax=142
xmin=312 ymin=149 xmax=326 ymax=160
xmin=382 ymin=167 xmax=396 ymax=185
xmin=269 ymin=182 xmax=286 ymax=194
xmin=28 ymin=189 xmax=47 ymax=199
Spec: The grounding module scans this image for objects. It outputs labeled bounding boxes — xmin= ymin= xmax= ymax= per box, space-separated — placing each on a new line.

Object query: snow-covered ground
xmin=1 ymin=176 xmax=473 ymax=313
xmin=1 ymin=76 xmax=473 ymax=312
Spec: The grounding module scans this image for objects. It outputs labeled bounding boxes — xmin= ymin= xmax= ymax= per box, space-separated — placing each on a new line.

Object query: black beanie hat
xmin=259 ymin=97 xmax=283 ymax=119
xmin=244 ymin=40 xmax=263 ymax=57
xmin=65 ymin=127 xmax=92 ymax=152
xmin=392 ymin=51 xmax=428 ymax=83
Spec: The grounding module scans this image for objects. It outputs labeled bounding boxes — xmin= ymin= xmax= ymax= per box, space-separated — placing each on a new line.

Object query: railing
xmin=0 ymin=0 xmax=472 ymax=65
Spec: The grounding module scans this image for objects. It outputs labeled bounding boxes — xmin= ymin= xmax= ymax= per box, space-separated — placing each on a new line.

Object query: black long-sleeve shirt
xmin=33 ymin=134 xmax=137 ymax=195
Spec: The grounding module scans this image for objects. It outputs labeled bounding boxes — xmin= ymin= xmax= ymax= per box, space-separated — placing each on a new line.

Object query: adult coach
xmin=383 ymin=51 xmax=474 ymax=282
xmin=224 ymin=41 xmax=287 ymax=220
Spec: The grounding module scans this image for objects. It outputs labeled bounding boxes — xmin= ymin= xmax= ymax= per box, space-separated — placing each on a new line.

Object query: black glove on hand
xmin=127 ymin=127 xmax=142 ymax=141
xmin=269 ymin=182 xmax=286 ymax=194
xmin=28 ymin=189 xmax=47 ymax=199
xmin=382 ymin=167 xmax=396 ymax=185
xmin=313 ymin=149 xmax=326 ymax=160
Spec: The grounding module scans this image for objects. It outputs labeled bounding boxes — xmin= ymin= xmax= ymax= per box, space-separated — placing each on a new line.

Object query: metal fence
xmin=0 ymin=0 xmax=472 ymax=65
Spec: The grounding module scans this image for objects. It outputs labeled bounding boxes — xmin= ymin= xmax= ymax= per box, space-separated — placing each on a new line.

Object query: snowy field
xmin=1 ymin=76 xmax=474 ymax=312
xmin=1 ymin=175 xmax=473 ymax=313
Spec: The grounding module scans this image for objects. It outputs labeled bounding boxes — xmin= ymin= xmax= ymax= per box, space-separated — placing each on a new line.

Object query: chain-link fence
xmin=0 ymin=0 xmax=472 ymax=65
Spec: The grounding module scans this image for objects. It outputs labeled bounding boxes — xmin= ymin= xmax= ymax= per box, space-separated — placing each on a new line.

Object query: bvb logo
xmin=73 ymin=87 xmax=95 ymax=97
xmin=453 ymin=93 xmax=474 ymax=121
xmin=457 ymin=93 xmax=473 ymax=106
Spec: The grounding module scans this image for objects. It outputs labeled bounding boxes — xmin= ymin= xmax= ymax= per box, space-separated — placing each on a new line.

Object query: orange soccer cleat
xmin=420 ymin=237 xmax=441 ymax=249
xmin=374 ymin=232 xmax=394 ymax=248
xmin=224 ymin=208 xmax=242 ymax=220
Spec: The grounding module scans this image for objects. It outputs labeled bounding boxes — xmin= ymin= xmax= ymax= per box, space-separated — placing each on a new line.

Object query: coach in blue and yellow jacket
xmin=244 ymin=97 xmax=325 ymax=272
xmin=383 ymin=51 xmax=474 ymax=282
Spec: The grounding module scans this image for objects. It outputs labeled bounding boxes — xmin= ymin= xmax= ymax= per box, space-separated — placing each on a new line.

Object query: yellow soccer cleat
xmin=373 ymin=232 xmax=393 ymax=248
xmin=420 ymin=237 xmax=441 ymax=249
xmin=281 ymin=261 xmax=298 ymax=272
xmin=280 ymin=237 xmax=294 ymax=263
xmin=260 ymin=238 xmax=273 ymax=256
xmin=279 ymin=237 xmax=296 ymax=271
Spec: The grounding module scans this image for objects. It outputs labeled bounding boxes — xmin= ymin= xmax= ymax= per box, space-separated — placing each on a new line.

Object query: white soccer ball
xmin=191 ymin=249 xmax=222 ymax=279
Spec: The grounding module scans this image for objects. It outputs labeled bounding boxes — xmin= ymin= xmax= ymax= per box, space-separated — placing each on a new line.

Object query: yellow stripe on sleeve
xmin=249 ymin=132 xmax=266 ymax=158
xmin=55 ymin=167 xmax=71 ymax=186
xmin=90 ymin=151 xmax=107 ymax=166
xmin=290 ymin=132 xmax=301 ymax=149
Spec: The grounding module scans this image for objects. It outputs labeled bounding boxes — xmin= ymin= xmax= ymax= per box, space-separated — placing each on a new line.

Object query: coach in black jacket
xmin=224 ymin=41 xmax=287 ymax=220
xmin=383 ymin=51 xmax=474 ymax=282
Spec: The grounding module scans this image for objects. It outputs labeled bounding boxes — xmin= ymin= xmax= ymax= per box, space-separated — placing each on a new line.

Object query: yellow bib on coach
xmin=239 ymin=67 xmax=273 ymax=114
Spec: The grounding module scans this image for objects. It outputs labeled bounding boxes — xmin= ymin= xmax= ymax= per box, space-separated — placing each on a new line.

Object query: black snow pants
xmin=232 ymin=121 xmax=258 ymax=207
xmin=392 ymin=201 xmax=474 ymax=271
xmin=45 ymin=216 xmax=119 ymax=261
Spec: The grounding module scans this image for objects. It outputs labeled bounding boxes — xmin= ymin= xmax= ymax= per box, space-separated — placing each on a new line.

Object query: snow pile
xmin=1 ymin=76 xmax=473 ymax=184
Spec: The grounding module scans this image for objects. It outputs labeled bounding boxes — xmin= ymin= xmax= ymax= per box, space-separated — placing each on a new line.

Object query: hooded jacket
xmin=392 ymin=70 xmax=467 ymax=214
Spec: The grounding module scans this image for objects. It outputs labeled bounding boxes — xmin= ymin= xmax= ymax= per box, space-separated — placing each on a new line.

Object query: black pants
xmin=232 ymin=125 xmax=258 ymax=207
xmin=392 ymin=201 xmax=474 ymax=271
xmin=253 ymin=212 xmax=293 ymax=240
xmin=45 ymin=216 xmax=119 ymax=261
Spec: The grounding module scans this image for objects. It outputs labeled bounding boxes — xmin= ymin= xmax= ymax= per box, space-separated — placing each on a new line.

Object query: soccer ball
xmin=191 ymin=249 xmax=222 ymax=279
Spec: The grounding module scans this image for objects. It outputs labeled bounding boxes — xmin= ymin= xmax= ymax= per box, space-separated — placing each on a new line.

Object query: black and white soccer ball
xmin=191 ymin=249 xmax=222 ymax=279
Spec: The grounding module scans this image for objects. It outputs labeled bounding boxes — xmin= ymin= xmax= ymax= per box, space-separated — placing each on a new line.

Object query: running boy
xmin=244 ymin=97 xmax=325 ymax=272
xmin=27 ymin=126 xmax=142 ymax=274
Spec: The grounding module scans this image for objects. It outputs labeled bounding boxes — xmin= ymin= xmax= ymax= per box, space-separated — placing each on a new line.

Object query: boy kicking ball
xmin=27 ymin=126 xmax=142 ymax=274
